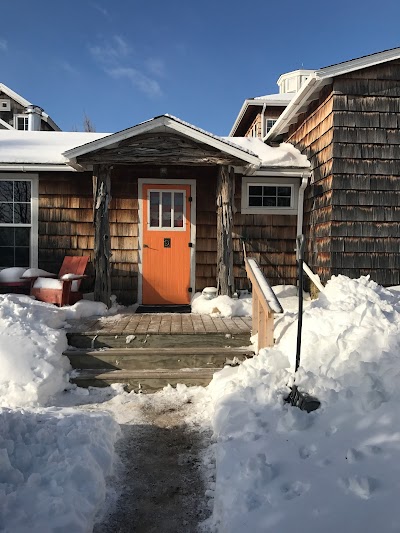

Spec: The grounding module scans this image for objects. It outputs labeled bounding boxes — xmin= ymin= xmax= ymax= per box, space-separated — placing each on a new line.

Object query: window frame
xmin=14 ymin=114 xmax=29 ymax=130
xmin=0 ymin=174 xmax=38 ymax=268
xmin=241 ymin=176 xmax=299 ymax=215
xmin=265 ymin=118 xmax=277 ymax=134
xmin=147 ymin=188 xmax=187 ymax=232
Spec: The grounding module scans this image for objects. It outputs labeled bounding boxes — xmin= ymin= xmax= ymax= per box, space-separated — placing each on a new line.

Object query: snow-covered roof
xmin=0 ymin=118 xmax=310 ymax=171
xmin=63 ymin=114 xmax=261 ymax=167
xmin=253 ymin=92 xmax=294 ymax=103
xmin=267 ymin=47 xmax=400 ymax=141
xmin=222 ymin=137 xmax=310 ymax=168
xmin=0 ymin=131 xmax=110 ymax=168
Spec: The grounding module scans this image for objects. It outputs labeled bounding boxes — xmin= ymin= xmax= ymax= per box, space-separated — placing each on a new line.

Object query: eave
xmin=64 ymin=115 xmax=261 ymax=170
xmin=266 ymin=46 xmax=400 ymax=142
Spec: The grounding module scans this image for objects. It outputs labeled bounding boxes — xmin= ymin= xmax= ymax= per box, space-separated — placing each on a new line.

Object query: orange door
xmin=142 ymin=183 xmax=192 ymax=305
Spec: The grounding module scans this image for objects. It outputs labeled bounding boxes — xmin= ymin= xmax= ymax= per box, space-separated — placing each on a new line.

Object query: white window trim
xmin=14 ymin=114 xmax=29 ymax=130
xmin=241 ymin=176 xmax=299 ymax=215
xmin=265 ymin=118 xmax=277 ymax=134
xmin=0 ymin=173 xmax=38 ymax=268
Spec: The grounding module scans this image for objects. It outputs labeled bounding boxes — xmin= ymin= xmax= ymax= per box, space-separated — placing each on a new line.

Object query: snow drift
xmin=0 ymin=407 xmax=120 ymax=533
xmin=206 ymin=276 xmax=400 ymax=533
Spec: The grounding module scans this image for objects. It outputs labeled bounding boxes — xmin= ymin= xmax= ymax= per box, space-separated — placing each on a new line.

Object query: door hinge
xmin=188 ymin=242 xmax=193 ymax=248
xmin=188 ymin=287 xmax=193 ymax=293
xmin=188 ymin=196 xmax=193 ymax=202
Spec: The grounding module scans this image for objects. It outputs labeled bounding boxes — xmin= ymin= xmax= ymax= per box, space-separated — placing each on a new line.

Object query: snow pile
xmin=223 ymin=137 xmax=310 ymax=168
xmin=61 ymin=300 xmax=108 ymax=320
xmin=22 ymin=268 xmax=55 ymax=278
xmin=206 ymin=276 xmax=400 ymax=533
xmin=0 ymin=294 xmax=70 ymax=408
xmin=0 ymin=267 xmax=27 ymax=283
xmin=0 ymin=407 xmax=120 ymax=533
xmin=191 ymin=292 xmax=251 ymax=317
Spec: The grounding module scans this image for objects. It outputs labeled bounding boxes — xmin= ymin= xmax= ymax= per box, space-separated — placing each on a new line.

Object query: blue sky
xmin=1 ymin=0 xmax=400 ymax=135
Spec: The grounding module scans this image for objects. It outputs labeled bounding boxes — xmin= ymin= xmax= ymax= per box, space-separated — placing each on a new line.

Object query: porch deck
xmin=67 ymin=313 xmax=252 ymax=336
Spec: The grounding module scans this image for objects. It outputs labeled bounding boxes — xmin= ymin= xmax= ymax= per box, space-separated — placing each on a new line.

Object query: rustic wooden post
xmin=93 ymin=164 xmax=112 ymax=306
xmin=216 ymin=165 xmax=235 ymax=297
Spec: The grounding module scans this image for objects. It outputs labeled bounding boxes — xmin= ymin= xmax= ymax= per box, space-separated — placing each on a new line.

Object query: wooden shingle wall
xmin=232 ymin=175 xmax=297 ymax=288
xmin=286 ymin=60 xmax=400 ymax=286
xmin=329 ymin=61 xmax=400 ymax=284
xmin=286 ymin=86 xmax=334 ymax=281
xmin=38 ymin=165 xmax=298 ymax=303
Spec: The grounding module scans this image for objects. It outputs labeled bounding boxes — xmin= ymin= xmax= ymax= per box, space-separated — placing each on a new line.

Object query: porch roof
xmin=63 ymin=114 xmax=262 ymax=168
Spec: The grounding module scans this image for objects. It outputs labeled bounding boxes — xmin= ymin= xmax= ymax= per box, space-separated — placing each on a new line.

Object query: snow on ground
xmin=202 ymin=275 xmax=400 ymax=533
xmin=0 ymin=407 xmax=119 ymax=533
xmin=191 ymin=291 xmax=252 ymax=317
xmin=4 ymin=276 xmax=400 ymax=533
xmin=0 ymin=294 xmax=119 ymax=533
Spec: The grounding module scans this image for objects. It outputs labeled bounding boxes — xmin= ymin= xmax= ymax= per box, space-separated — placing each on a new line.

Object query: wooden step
xmin=64 ymin=347 xmax=254 ymax=370
xmin=66 ymin=332 xmax=251 ymax=349
xmin=71 ymin=368 xmax=217 ymax=393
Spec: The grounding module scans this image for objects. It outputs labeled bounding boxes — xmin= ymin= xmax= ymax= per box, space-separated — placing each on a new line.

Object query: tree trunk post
xmin=93 ymin=164 xmax=112 ymax=306
xmin=216 ymin=165 xmax=235 ymax=297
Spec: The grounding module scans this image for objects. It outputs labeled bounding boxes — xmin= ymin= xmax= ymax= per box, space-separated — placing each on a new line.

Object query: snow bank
xmin=191 ymin=292 xmax=251 ymax=317
xmin=0 ymin=295 xmax=70 ymax=408
xmin=0 ymin=407 xmax=120 ymax=533
xmin=206 ymin=276 xmax=400 ymax=533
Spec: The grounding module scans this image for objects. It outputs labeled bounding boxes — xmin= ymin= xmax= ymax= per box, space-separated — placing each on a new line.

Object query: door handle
xmin=143 ymin=244 xmax=149 ymax=248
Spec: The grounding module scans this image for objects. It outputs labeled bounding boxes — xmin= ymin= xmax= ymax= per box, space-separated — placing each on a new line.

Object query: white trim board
xmin=137 ymin=178 xmax=197 ymax=305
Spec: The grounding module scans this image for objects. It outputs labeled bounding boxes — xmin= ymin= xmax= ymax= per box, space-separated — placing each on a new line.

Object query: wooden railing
xmin=245 ymin=258 xmax=283 ymax=353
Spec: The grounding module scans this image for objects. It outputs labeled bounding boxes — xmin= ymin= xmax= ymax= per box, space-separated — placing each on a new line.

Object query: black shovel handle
xmin=295 ymin=235 xmax=305 ymax=372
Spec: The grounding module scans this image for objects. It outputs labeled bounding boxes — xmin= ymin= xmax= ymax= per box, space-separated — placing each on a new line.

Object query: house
xmin=0 ymin=117 xmax=310 ymax=305
xmin=229 ymin=69 xmax=313 ymax=138
xmin=231 ymin=47 xmax=400 ymax=287
xmin=0 ymin=83 xmax=60 ymax=132
xmin=2 ymin=45 xmax=399 ymax=307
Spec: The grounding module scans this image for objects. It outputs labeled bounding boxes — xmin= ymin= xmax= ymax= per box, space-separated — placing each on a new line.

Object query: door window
xmin=148 ymin=190 xmax=186 ymax=230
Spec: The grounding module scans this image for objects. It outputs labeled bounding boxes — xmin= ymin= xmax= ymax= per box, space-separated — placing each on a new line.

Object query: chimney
xmin=25 ymin=105 xmax=43 ymax=131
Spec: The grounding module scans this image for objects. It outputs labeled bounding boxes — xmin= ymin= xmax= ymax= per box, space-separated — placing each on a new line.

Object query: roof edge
xmin=266 ymin=47 xmax=400 ymax=141
xmin=64 ymin=114 xmax=261 ymax=167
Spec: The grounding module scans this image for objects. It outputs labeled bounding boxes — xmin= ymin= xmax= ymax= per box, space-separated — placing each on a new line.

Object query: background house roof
xmin=0 ymin=83 xmax=62 ymax=132
xmin=229 ymin=94 xmax=293 ymax=137
xmin=266 ymin=47 xmax=400 ymax=141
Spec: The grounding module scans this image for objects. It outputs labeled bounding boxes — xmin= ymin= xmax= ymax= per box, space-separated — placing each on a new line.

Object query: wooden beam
xmin=93 ymin=164 xmax=112 ymax=306
xmin=216 ymin=165 xmax=235 ymax=297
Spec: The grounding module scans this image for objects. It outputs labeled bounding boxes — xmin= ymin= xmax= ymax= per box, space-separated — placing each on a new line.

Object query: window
xmin=14 ymin=114 xmax=29 ymax=130
xmin=266 ymin=119 xmax=277 ymax=134
xmin=148 ymin=189 xmax=186 ymax=230
xmin=248 ymin=185 xmax=292 ymax=207
xmin=241 ymin=176 xmax=299 ymax=215
xmin=0 ymin=175 xmax=38 ymax=268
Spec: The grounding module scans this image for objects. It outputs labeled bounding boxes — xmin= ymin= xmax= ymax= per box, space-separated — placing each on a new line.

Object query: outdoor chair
xmin=30 ymin=256 xmax=89 ymax=307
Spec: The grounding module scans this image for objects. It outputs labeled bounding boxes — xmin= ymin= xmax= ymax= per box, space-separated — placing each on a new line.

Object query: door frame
xmin=138 ymin=178 xmax=197 ymax=305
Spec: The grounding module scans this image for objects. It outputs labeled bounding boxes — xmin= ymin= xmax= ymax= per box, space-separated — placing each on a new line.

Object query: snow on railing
xmin=245 ymin=258 xmax=283 ymax=353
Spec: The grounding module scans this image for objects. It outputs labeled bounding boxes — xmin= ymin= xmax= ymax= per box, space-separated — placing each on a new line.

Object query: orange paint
xmin=142 ymin=183 xmax=192 ymax=305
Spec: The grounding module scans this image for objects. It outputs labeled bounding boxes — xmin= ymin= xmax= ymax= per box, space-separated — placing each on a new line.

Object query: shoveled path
xmin=94 ymin=394 xmax=212 ymax=533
